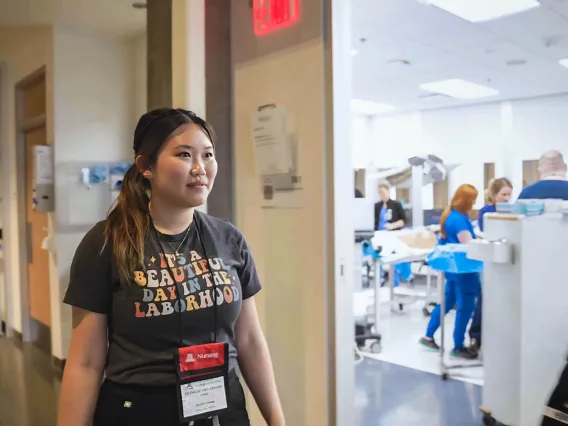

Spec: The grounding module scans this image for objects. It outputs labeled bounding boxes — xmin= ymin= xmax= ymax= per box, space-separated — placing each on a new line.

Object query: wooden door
xmin=523 ymin=160 xmax=539 ymax=187
xmin=25 ymin=125 xmax=50 ymax=326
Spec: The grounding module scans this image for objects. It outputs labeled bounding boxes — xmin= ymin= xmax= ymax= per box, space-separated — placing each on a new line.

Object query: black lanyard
xmin=151 ymin=212 xmax=218 ymax=346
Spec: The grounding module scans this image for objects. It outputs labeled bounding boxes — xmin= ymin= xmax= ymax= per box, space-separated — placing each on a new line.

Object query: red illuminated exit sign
xmin=253 ymin=0 xmax=300 ymax=36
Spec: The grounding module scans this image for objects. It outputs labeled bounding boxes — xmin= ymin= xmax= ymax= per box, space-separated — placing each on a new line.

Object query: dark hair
xmin=105 ymin=108 xmax=215 ymax=284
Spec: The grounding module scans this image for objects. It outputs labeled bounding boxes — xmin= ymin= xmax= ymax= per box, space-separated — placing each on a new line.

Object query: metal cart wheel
xmin=370 ymin=341 xmax=382 ymax=354
xmin=481 ymin=413 xmax=496 ymax=426
xmin=441 ymin=372 xmax=449 ymax=381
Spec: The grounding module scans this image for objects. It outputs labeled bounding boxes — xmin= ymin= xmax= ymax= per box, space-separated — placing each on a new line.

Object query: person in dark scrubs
xmin=420 ymin=184 xmax=480 ymax=359
xmin=468 ymin=178 xmax=512 ymax=354
xmin=374 ymin=181 xmax=410 ymax=285
xmin=374 ymin=181 xmax=406 ymax=231
xmin=518 ymin=150 xmax=568 ymax=200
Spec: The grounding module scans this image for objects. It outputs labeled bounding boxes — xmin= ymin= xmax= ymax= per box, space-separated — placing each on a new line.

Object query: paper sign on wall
xmin=251 ymin=103 xmax=293 ymax=176
xmin=34 ymin=145 xmax=53 ymax=185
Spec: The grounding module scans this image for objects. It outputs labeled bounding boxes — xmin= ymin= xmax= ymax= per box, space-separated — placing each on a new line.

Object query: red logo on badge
xmin=179 ymin=343 xmax=225 ymax=373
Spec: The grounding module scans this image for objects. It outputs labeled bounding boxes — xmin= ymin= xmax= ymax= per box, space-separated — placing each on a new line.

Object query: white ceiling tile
xmin=352 ymin=0 xmax=568 ymax=113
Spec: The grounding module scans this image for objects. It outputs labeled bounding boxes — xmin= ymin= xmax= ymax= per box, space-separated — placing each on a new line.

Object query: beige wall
xmin=132 ymin=33 xmax=147 ymax=120
xmin=233 ymin=21 xmax=331 ymax=426
xmin=0 ymin=26 xmax=55 ymax=333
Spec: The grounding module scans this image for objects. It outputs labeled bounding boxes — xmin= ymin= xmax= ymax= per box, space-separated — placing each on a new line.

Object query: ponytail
xmin=105 ymin=164 xmax=150 ymax=284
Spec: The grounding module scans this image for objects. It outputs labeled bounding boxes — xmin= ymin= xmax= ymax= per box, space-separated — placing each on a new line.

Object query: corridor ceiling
xmin=352 ymin=0 xmax=568 ymax=113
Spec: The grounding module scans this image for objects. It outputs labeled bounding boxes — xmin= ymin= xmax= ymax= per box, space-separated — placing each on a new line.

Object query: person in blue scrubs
xmin=420 ymin=184 xmax=480 ymax=359
xmin=477 ymin=178 xmax=513 ymax=233
xmin=518 ymin=150 xmax=568 ymax=200
xmin=468 ymin=178 xmax=512 ymax=353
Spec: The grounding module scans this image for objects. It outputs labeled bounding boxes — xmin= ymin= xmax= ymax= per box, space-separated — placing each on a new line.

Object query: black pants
xmin=93 ymin=373 xmax=250 ymax=426
xmin=469 ymin=290 xmax=482 ymax=344
xmin=542 ymin=361 xmax=568 ymax=425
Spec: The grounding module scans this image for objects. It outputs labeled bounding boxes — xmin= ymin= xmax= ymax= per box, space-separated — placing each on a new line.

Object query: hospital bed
xmin=354 ymin=228 xmax=441 ymax=355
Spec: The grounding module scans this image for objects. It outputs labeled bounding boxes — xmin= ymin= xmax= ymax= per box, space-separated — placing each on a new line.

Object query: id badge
xmin=175 ymin=342 xmax=230 ymax=423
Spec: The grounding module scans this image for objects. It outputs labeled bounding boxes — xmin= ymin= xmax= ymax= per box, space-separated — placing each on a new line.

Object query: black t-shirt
xmin=63 ymin=211 xmax=261 ymax=386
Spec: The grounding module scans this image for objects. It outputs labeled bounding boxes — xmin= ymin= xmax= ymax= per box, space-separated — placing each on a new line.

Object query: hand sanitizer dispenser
xmin=33 ymin=145 xmax=55 ymax=212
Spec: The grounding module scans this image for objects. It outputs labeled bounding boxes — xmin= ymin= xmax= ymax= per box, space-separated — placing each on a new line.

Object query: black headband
xmin=133 ymin=108 xmax=200 ymax=156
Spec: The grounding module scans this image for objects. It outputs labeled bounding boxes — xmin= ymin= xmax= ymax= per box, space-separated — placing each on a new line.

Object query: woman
xmin=477 ymin=177 xmax=512 ymax=233
xmin=419 ymin=184 xmax=480 ymax=360
xmin=468 ymin=177 xmax=512 ymax=352
xmin=374 ymin=181 xmax=406 ymax=231
xmin=373 ymin=181 xmax=411 ymax=285
xmin=58 ymin=109 xmax=285 ymax=426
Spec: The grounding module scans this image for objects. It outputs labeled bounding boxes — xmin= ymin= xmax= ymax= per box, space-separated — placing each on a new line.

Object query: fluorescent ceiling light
xmin=424 ymin=0 xmax=540 ymax=23
xmin=420 ymin=79 xmax=499 ymax=100
xmin=559 ymin=59 xmax=568 ymax=68
xmin=351 ymin=49 xmax=359 ymax=56
xmin=351 ymin=99 xmax=396 ymax=115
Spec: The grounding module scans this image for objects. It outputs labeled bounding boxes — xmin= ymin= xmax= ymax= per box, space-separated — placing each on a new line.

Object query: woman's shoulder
xmin=448 ymin=209 xmax=468 ymax=221
xmin=75 ymin=220 xmax=109 ymax=254
xmin=196 ymin=212 xmax=244 ymax=239
xmin=478 ymin=204 xmax=496 ymax=214
xmin=84 ymin=220 xmax=107 ymax=240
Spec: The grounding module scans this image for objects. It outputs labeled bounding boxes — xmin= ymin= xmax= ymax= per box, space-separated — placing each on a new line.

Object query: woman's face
xmin=494 ymin=186 xmax=512 ymax=203
xmin=378 ymin=186 xmax=390 ymax=201
xmin=145 ymin=123 xmax=217 ymax=209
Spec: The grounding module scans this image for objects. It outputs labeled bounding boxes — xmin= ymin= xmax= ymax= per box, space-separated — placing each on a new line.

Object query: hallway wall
xmin=52 ymin=26 xmax=137 ymax=359
xmin=0 ymin=25 xmax=142 ymax=360
xmin=0 ymin=26 xmax=55 ymax=333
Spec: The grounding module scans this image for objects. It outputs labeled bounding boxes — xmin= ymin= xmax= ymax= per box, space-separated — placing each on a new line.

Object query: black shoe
xmin=419 ymin=337 xmax=440 ymax=351
xmin=451 ymin=347 xmax=478 ymax=360
xmin=468 ymin=338 xmax=481 ymax=356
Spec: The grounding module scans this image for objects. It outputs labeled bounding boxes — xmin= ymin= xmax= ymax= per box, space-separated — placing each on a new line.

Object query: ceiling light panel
xmin=424 ymin=0 xmax=540 ymax=23
xmin=559 ymin=59 xmax=568 ymax=68
xmin=419 ymin=79 xmax=499 ymax=100
xmin=351 ymin=99 xmax=397 ymax=115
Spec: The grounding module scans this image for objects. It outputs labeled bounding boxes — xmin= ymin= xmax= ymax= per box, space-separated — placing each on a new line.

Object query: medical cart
xmin=467 ymin=213 xmax=568 ymax=426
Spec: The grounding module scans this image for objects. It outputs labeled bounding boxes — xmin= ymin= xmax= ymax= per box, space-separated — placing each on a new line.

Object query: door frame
xmin=326 ymin=0 xmax=355 ymax=424
xmin=14 ymin=66 xmax=48 ymax=344
xmin=0 ymin=62 xmax=12 ymax=337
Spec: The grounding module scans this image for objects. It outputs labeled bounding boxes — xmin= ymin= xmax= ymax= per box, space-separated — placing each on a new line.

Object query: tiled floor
xmin=356 ymin=286 xmax=484 ymax=386
xmin=0 ymin=337 xmax=60 ymax=426
xmin=355 ymin=357 xmax=483 ymax=426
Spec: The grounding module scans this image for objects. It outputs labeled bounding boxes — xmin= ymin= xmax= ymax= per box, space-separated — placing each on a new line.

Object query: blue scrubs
xmin=377 ymin=206 xmax=412 ymax=286
xmin=477 ymin=204 xmax=495 ymax=233
xmin=425 ymin=210 xmax=481 ymax=350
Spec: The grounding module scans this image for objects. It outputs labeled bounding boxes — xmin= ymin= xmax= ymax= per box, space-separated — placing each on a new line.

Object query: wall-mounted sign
xmin=253 ymin=0 xmax=300 ymax=36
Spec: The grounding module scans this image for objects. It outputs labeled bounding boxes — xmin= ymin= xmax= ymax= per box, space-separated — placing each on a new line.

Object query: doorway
xmin=15 ymin=67 xmax=51 ymax=353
